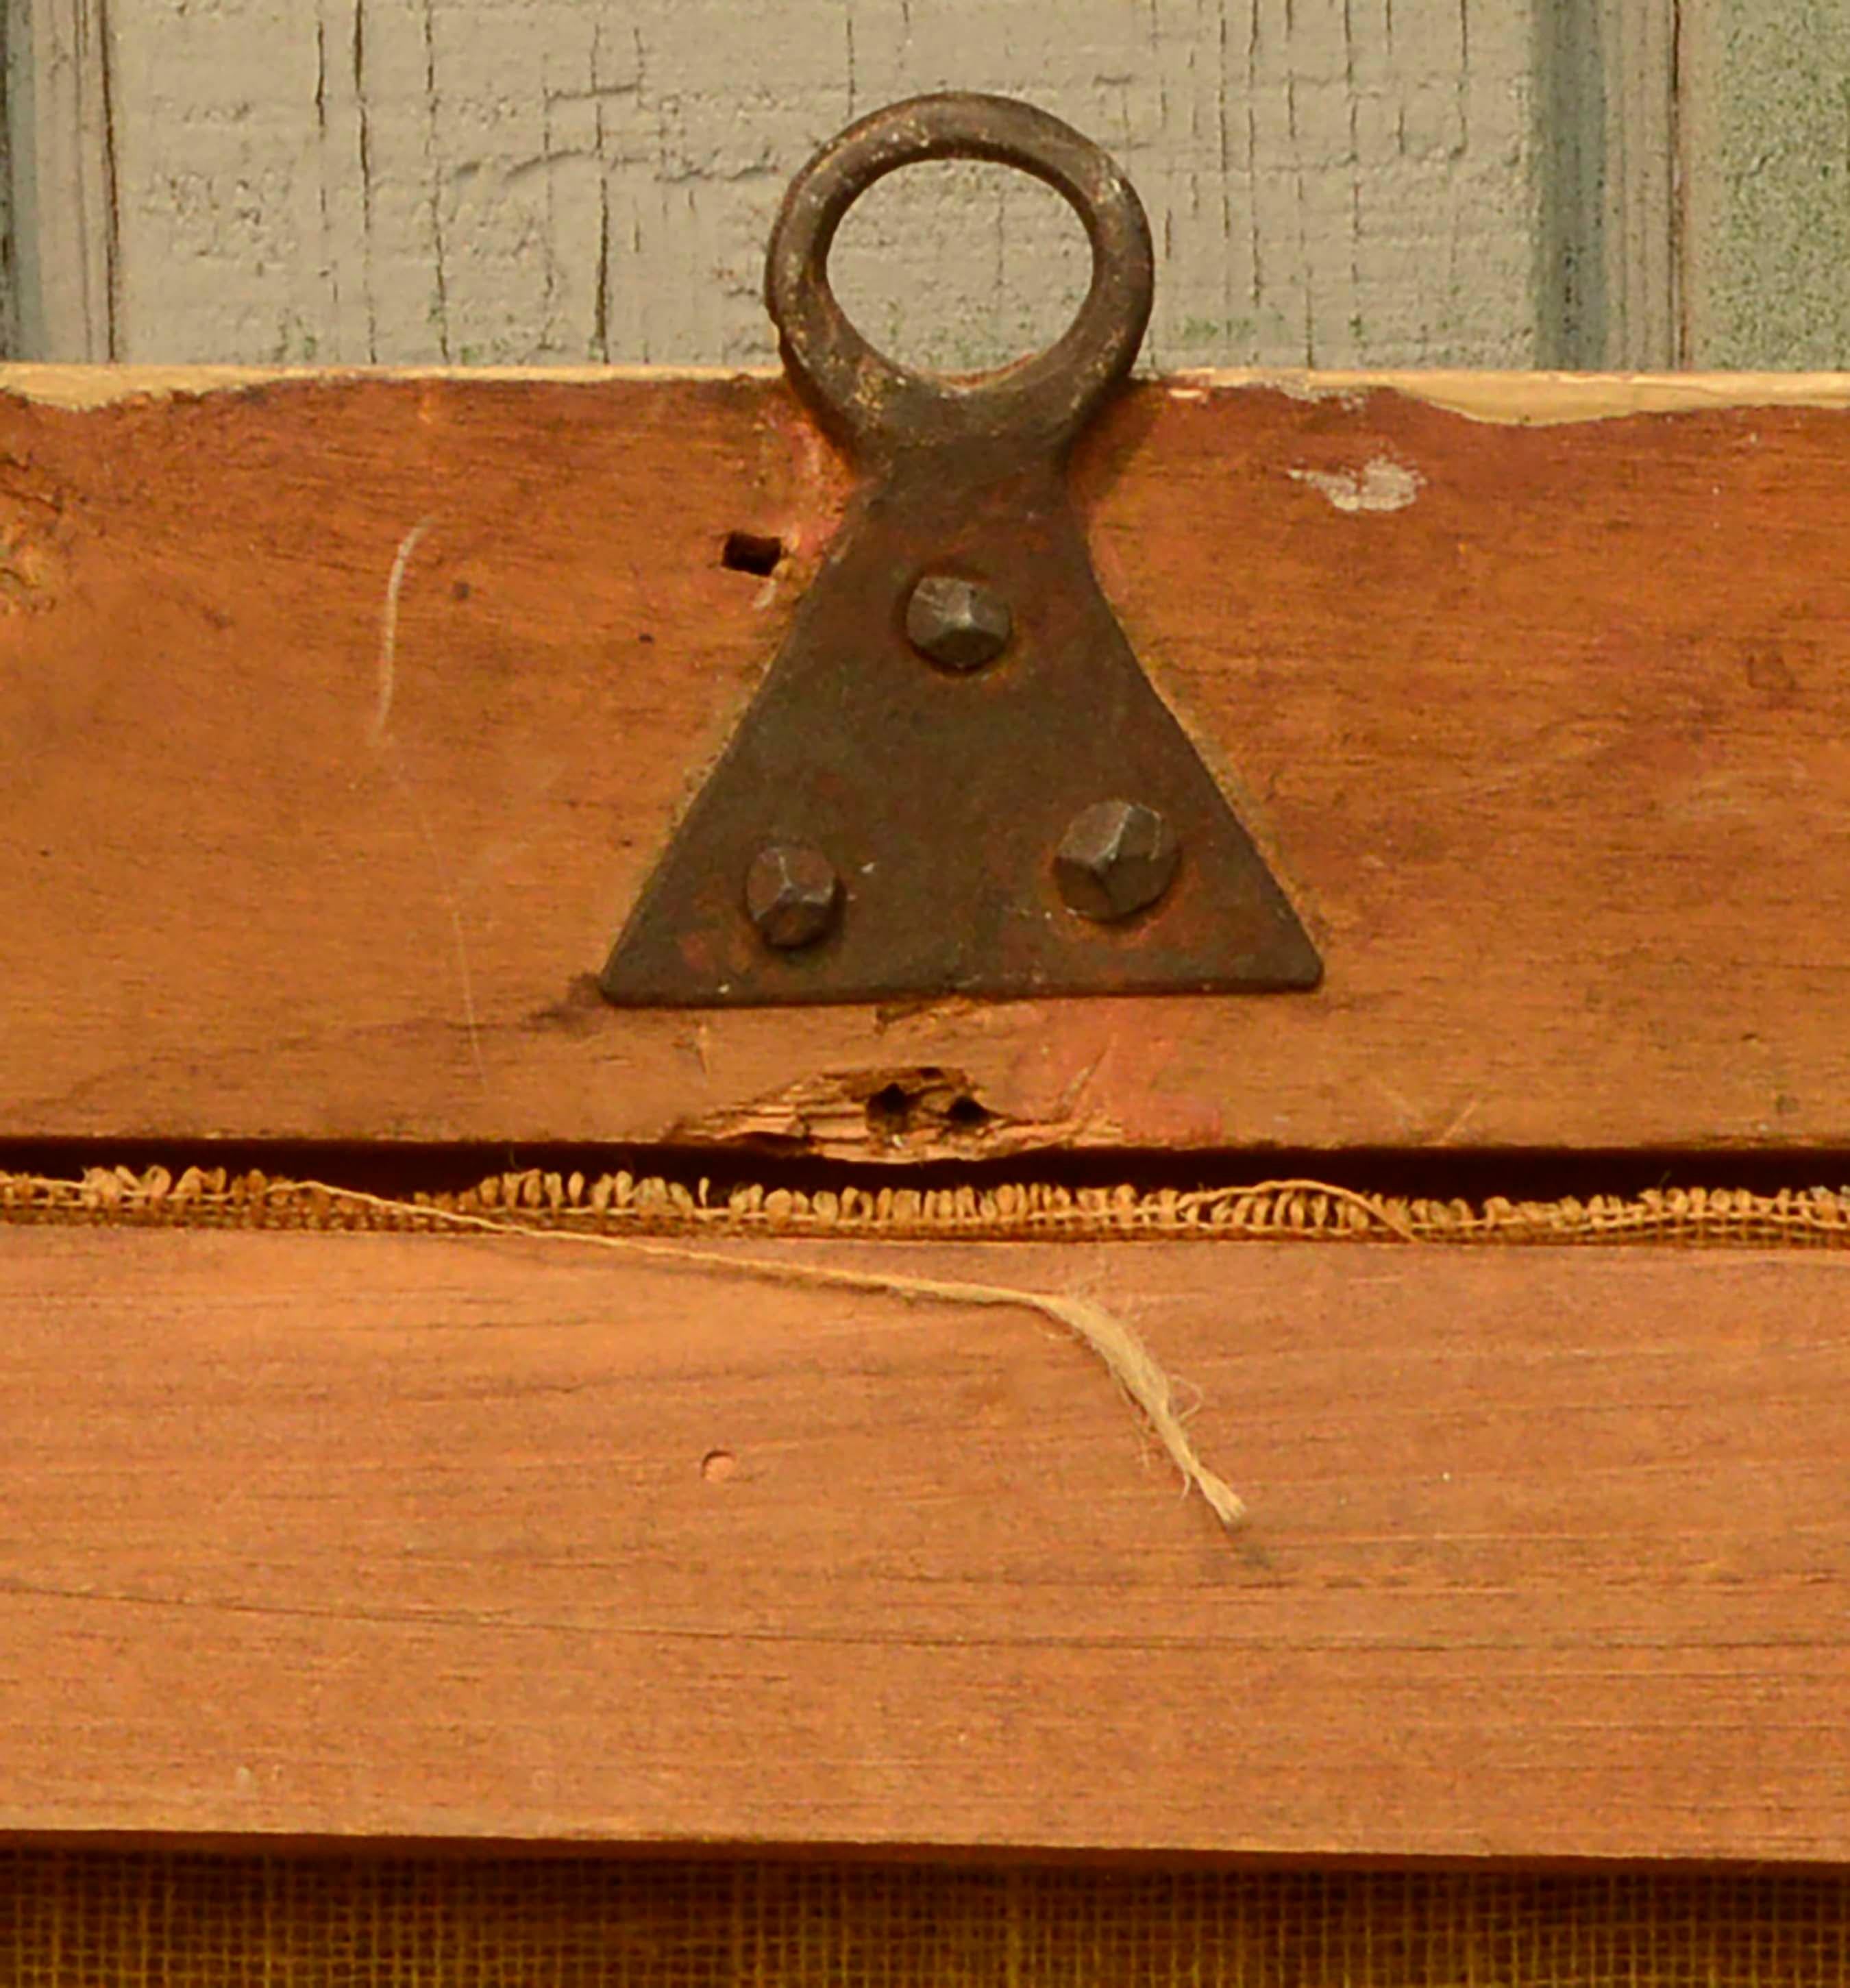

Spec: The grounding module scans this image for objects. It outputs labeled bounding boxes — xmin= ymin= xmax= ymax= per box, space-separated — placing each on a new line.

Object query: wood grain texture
xmin=4 ymin=1225 xmax=1848 ymax=1858
xmin=7 ymin=368 xmax=1850 ymax=1155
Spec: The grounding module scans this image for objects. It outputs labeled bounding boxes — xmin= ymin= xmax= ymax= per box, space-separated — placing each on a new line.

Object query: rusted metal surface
xmin=601 ymin=93 xmax=1320 ymax=1006
xmin=904 ymin=574 xmax=1012 ymax=674
xmin=744 ymin=843 xmax=843 ymax=950
xmin=1054 ymin=800 xmax=1181 ymax=922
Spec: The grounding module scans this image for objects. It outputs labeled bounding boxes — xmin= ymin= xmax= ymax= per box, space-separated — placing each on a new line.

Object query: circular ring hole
xmin=828 ymin=158 xmax=1091 ymax=375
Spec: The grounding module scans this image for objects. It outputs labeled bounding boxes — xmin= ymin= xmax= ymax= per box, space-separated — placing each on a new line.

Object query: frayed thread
xmin=16 ymin=1164 xmax=1850 ymax=1246
xmin=3 ymin=1172 xmax=1246 ymax=1532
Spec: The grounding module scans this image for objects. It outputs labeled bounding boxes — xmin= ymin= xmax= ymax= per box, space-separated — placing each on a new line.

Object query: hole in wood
xmin=866 ymin=1082 xmax=911 ymax=1136
xmin=721 ymin=531 xmax=784 ymax=576
xmin=700 ymin=1449 xmax=739 ymax=1484
xmin=859 ymin=1072 xmax=998 ymax=1149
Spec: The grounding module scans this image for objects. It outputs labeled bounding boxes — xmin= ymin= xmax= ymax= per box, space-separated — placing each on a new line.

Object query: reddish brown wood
xmin=6 ymin=370 xmax=1850 ymax=1154
xmin=3 ymin=1225 xmax=1847 ymax=1858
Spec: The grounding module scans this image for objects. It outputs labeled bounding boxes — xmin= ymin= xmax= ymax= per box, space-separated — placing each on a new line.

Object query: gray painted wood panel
xmin=1681 ymin=0 xmax=1850 ymax=368
xmin=7 ymin=0 xmax=116 ymax=360
xmin=1533 ymin=0 xmax=1676 ymax=368
xmin=8 ymin=0 xmax=1549 ymax=369
xmin=21 ymin=4 xmax=1830 ymax=377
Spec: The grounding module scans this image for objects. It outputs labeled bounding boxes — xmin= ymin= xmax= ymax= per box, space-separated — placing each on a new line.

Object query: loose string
xmin=7 ymin=1172 xmax=1248 ymax=1531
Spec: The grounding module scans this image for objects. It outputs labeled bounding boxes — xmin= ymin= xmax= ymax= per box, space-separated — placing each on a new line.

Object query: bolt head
xmin=904 ymin=574 xmax=1012 ymax=672
xmin=745 ymin=842 xmax=842 ymax=950
xmin=1054 ymin=800 xmax=1180 ymax=922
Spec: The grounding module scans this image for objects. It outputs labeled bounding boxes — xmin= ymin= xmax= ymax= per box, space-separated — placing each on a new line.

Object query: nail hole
xmin=450 ymin=578 xmax=472 ymax=601
xmin=700 ymin=1449 xmax=739 ymax=1484
xmin=867 ymin=1082 xmax=911 ymax=1133
xmin=721 ymin=531 xmax=784 ymax=576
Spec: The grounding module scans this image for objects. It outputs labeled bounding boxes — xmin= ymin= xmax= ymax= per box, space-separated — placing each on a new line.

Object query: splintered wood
xmin=7 ymin=369 xmax=1850 ymax=1154
xmin=8 ymin=363 xmax=1850 ymax=1866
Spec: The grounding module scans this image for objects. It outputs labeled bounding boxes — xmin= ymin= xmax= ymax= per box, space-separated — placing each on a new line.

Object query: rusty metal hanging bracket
xmin=600 ymin=93 xmax=1321 ymax=1007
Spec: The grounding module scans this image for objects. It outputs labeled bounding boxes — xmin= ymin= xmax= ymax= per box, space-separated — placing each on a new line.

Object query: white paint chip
xmin=1287 ymin=456 xmax=1424 ymax=514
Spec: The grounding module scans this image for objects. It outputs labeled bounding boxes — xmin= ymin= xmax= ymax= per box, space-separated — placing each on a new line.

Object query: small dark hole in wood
xmin=946 ymin=1095 xmax=993 ymax=1131
xmin=721 ymin=531 xmax=783 ymax=576
xmin=867 ymin=1083 xmax=911 ymax=1133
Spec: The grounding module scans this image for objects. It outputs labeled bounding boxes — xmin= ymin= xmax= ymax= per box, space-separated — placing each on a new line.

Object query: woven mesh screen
xmin=3 ymin=1854 xmax=1847 ymax=1987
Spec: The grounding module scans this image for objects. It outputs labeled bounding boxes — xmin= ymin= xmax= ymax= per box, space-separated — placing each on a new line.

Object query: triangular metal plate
xmin=600 ymin=472 xmax=1320 ymax=1007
